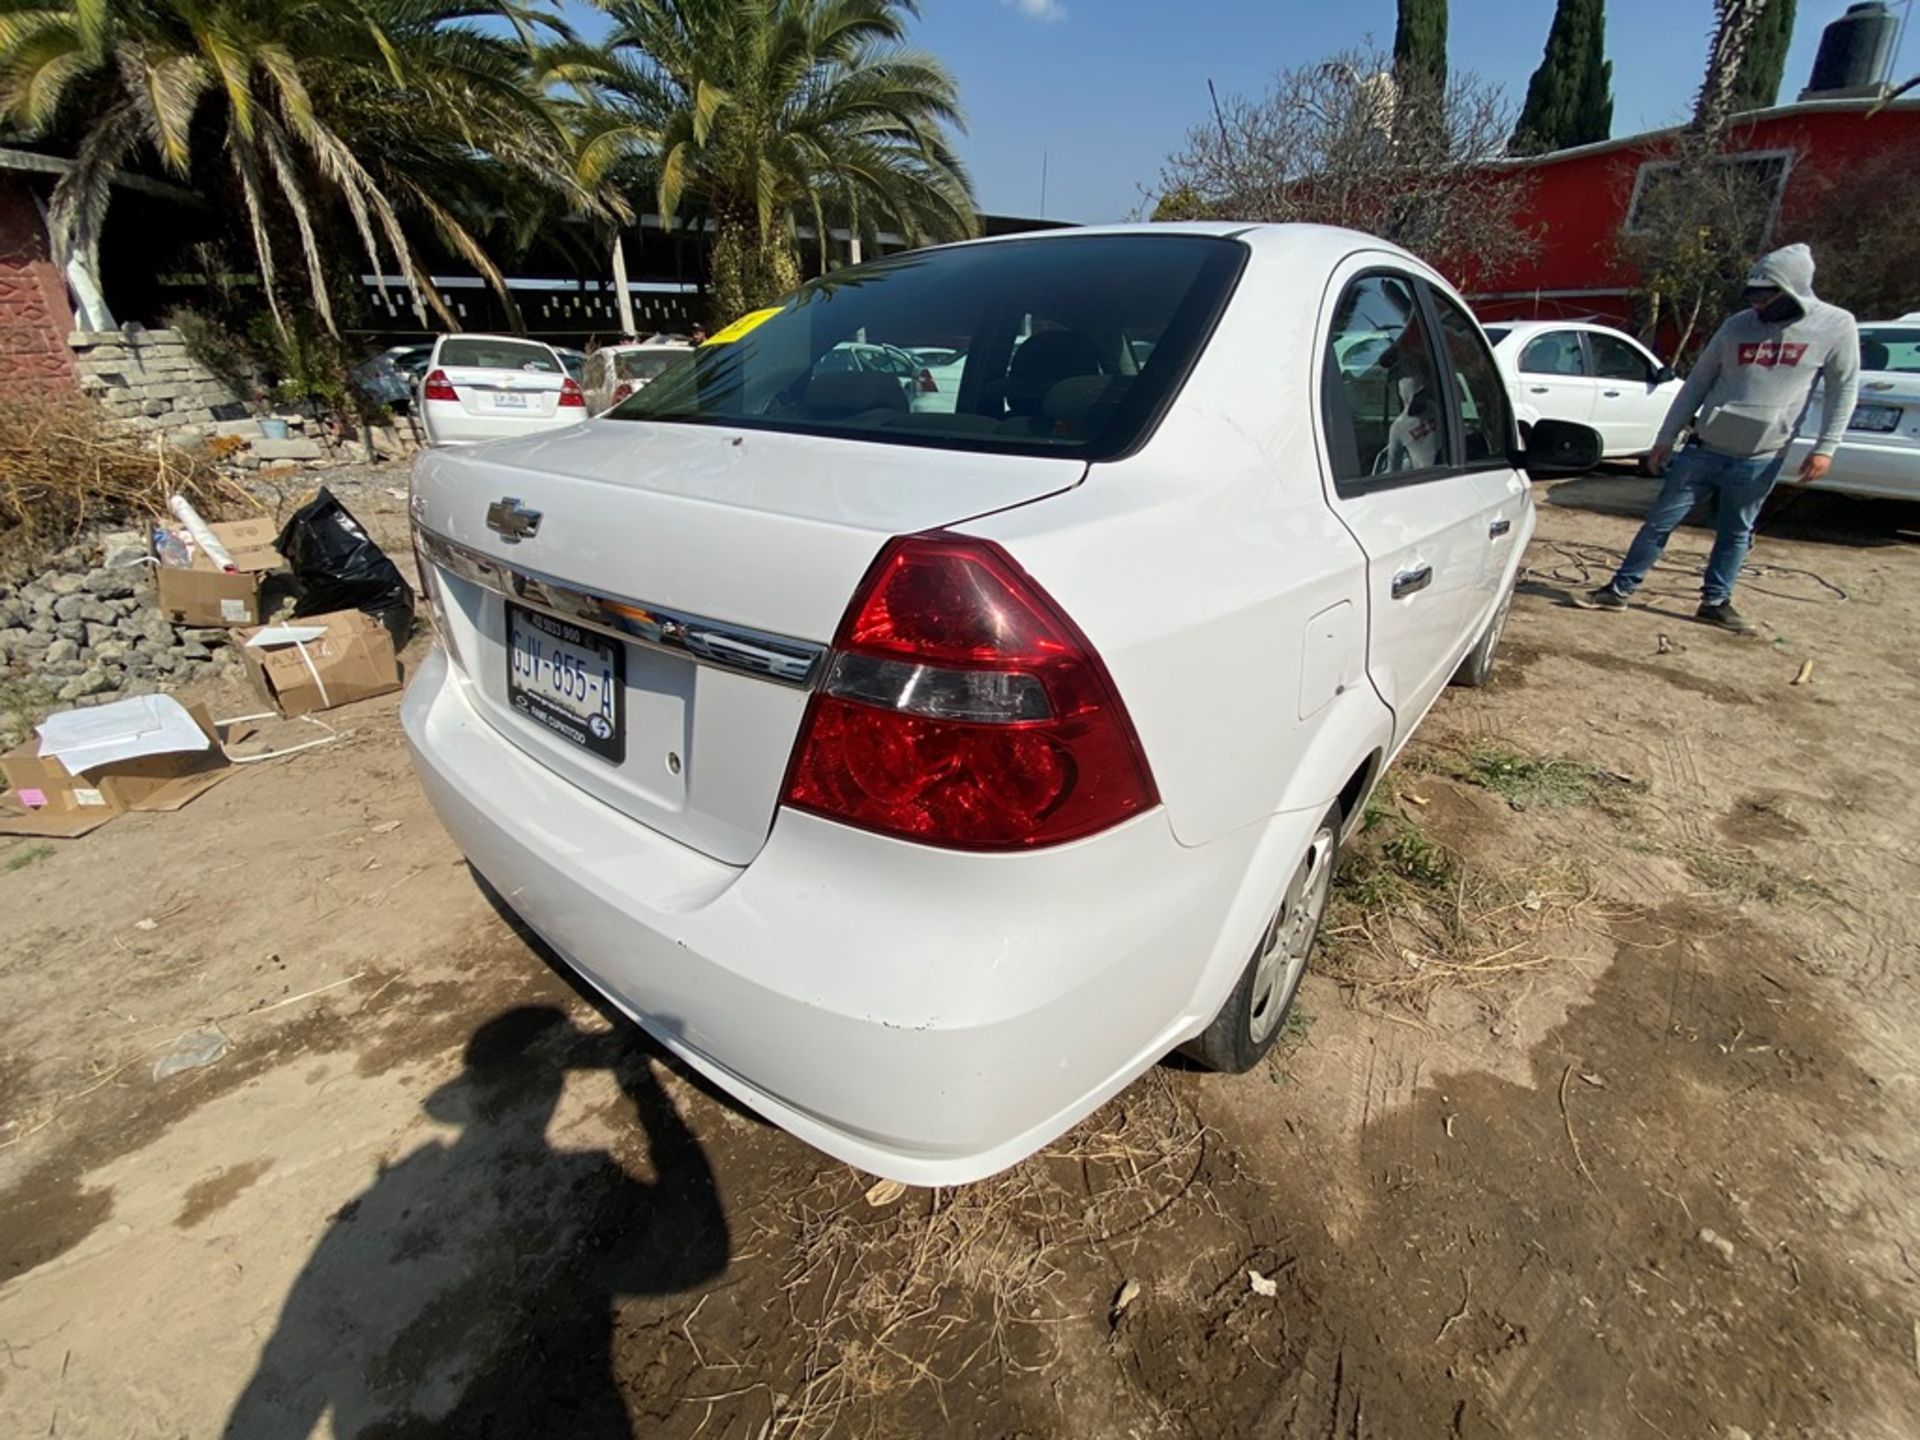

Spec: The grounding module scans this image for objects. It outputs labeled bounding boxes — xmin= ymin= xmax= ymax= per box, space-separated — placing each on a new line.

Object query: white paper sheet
xmin=245 ymin=623 xmax=330 ymax=648
xmin=36 ymin=693 xmax=211 ymax=772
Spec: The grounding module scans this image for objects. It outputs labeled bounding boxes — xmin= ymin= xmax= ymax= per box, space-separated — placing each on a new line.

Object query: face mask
xmin=1758 ymin=293 xmax=1801 ymax=325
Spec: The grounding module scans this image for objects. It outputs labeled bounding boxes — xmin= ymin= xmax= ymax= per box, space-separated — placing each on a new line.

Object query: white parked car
xmin=403 ymin=223 xmax=1597 ymax=1183
xmin=582 ymin=339 xmax=696 ymax=413
xmin=812 ymin=340 xmax=950 ymax=412
xmin=417 ymin=334 xmax=588 ymax=447
xmin=1484 ymin=320 xmax=1684 ymax=461
xmin=1783 ymin=321 xmax=1920 ymax=501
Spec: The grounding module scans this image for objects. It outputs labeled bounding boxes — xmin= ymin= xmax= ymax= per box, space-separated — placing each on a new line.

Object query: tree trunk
xmin=709 ymin=212 xmax=802 ymax=325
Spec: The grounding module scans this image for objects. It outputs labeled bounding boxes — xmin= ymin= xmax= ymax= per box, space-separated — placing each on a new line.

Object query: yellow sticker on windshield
xmin=702 ymin=307 xmax=783 ymax=346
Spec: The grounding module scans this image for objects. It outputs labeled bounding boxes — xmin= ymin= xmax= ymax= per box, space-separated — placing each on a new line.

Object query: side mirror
xmin=1654 ymin=364 xmax=1677 ymax=384
xmin=1518 ymin=418 xmax=1603 ymax=478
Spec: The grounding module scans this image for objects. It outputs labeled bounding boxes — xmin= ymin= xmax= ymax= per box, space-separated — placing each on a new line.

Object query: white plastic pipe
xmin=169 ymin=494 xmax=236 ymax=572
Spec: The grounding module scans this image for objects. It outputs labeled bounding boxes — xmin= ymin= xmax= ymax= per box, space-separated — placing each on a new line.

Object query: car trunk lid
xmin=411 ymin=421 xmax=1084 ymax=864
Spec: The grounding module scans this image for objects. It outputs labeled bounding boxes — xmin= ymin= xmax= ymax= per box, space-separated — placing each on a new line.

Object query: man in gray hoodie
xmin=1576 ymin=243 xmax=1859 ymax=632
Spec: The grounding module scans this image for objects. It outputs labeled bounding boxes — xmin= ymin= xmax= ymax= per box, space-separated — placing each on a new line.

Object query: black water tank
xmin=1806 ymin=2 xmax=1898 ymax=94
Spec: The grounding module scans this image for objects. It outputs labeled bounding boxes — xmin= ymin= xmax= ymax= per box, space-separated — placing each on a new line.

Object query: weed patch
xmin=5 ymin=843 xmax=53 ymax=872
xmin=1434 ymin=741 xmax=1644 ymax=813
xmin=1685 ymin=846 xmax=1831 ymax=906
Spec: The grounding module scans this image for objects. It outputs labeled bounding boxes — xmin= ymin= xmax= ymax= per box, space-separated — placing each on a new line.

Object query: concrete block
xmin=250 ymin=437 xmax=324 ymax=461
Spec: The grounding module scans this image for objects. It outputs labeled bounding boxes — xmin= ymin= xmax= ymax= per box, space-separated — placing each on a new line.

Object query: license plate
xmin=507 ymin=605 xmax=624 ymax=763
xmin=493 ymin=392 xmax=530 ymax=409
xmin=1849 ymin=405 xmax=1901 ymax=433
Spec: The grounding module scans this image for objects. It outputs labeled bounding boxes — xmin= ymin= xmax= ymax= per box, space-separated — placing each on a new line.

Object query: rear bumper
xmin=403 ymin=645 xmax=1297 ymax=1184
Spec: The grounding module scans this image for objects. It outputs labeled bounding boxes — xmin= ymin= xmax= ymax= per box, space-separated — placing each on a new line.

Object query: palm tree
xmin=551 ymin=0 xmax=976 ymax=322
xmin=0 ymin=0 xmax=594 ymax=334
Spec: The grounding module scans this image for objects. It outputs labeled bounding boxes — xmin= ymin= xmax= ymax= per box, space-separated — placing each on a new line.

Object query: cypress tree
xmin=1512 ymin=0 xmax=1616 ymax=155
xmin=1729 ymin=0 xmax=1796 ymax=113
xmin=1393 ymin=0 xmax=1448 ymax=90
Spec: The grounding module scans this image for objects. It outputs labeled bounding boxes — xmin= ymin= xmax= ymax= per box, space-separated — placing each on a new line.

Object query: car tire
xmin=1185 ymin=804 xmax=1342 ymax=1074
xmin=1452 ymin=580 xmax=1515 ymax=688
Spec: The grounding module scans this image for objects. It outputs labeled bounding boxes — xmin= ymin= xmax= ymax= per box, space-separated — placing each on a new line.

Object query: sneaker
xmin=1572 ymin=585 xmax=1628 ymax=611
xmin=1696 ymin=601 xmax=1753 ymax=634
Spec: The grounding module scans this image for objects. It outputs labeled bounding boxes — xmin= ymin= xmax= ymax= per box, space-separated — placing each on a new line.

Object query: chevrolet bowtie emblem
xmin=485 ymin=497 xmax=541 ymax=543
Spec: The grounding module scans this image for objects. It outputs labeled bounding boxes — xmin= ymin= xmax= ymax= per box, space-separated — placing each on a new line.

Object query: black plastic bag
xmin=274 ymin=487 xmax=415 ymax=648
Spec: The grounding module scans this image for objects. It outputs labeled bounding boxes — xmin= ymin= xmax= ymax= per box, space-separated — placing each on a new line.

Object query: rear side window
xmin=615 ymin=351 xmax=690 ymax=381
xmin=1588 ymin=332 xmax=1655 ymax=383
xmin=1431 ymin=294 xmax=1515 ymax=464
xmin=1520 ymin=332 xmax=1588 ymax=376
xmin=1323 ymin=274 xmax=1447 ymax=482
xmin=609 ymin=235 xmax=1246 ymax=461
xmin=437 ymin=338 xmax=562 ymax=373
xmin=1859 ymin=328 xmax=1920 ymax=374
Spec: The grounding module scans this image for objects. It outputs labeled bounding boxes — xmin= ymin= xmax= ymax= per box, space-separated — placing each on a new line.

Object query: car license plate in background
xmin=1849 ymin=405 xmax=1900 ymax=433
xmin=507 ymin=605 xmax=625 ymax=763
xmin=493 ymin=392 xmax=530 ymax=409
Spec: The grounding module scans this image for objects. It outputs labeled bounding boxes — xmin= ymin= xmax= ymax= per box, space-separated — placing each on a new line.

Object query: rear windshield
xmin=1859 ymin=328 xmax=1920 ymax=375
xmin=607 ymin=234 xmax=1246 ymax=460
xmin=437 ymin=338 xmax=561 ymax=373
xmin=615 ymin=350 xmax=690 ymax=381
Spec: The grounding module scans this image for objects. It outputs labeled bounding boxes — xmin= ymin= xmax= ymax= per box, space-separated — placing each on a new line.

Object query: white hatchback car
xmin=1783 ymin=321 xmax=1920 ymax=501
xmin=1484 ymin=320 xmax=1684 ymax=461
xmin=418 ymin=334 xmax=588 ymax=447
xmin=403 ymin=224 xmax=1597 ymax=1183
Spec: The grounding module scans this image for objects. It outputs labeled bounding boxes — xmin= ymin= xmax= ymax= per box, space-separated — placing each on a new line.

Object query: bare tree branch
xmin=1152 ymin=45 xmax=1539 ymax=284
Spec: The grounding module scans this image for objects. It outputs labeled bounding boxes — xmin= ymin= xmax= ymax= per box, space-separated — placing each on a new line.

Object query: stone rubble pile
xmin=0 ymin=530 xmax=248 ymax=715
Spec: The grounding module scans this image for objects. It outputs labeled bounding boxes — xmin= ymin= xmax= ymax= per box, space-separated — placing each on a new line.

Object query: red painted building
xmin=0 ymin=168 xmax=77 ymax=397
xmin=1465 ymin=97 xmax=1920 ymax=344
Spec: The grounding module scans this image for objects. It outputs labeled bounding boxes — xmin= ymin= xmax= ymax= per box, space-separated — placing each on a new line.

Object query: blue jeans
xmin=1610 ymin=444 xmax=1787 ymax=606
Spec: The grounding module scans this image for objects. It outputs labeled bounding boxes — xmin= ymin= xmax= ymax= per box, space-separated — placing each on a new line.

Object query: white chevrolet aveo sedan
xmin=1483 ymin=320 xmax=1684 ymax=462
xmin=417 ymin=333 xmax=589 ymax=447
xmin=404 ymin=223 xmax=1596 ymax=1183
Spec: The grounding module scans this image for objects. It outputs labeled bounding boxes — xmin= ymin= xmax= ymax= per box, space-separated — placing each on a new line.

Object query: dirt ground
xmin=4 ymin=470 xmax=1919 ymax=1439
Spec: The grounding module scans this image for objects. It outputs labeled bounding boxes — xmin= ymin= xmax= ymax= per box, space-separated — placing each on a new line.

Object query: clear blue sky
xmin=560 ymin=0 xmax=1920 ymax=224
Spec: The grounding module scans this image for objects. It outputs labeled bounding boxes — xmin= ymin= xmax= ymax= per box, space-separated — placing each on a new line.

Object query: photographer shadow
xmin=222 ymin=1004 xmax=728 ymax=1439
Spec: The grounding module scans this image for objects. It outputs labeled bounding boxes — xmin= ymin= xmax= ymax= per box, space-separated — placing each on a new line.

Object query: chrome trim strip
xmin=414 ymin=525 xmax=828 ymax=688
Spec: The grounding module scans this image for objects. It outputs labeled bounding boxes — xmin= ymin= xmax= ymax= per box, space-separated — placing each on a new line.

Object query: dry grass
xmin=1319 ymin=784 xmax=1633 ymax=1007
xmin=0 ymin=396 xmax=259 ymax=562
xmin=1683 ymin=844 xmax=1833 ymax=906
xmin=1324 ymin=855 xmax=1609 ymax=1004
xmin=735 ymin=1074 xmax=1213 ymax=1438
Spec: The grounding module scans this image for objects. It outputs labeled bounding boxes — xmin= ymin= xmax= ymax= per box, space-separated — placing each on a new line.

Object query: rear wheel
xmin=1187 ymin=805 xmax=1341 ymax=1073
xmin=1453 ymin=580 xmax=1515 ymax=688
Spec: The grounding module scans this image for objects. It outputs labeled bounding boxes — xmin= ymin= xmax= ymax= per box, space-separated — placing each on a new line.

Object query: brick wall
xmin=0 ymin=174 xmax=77 ymax=396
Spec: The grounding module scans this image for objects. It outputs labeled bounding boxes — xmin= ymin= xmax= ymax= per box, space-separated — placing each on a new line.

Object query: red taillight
xmin=422 ymin=368 xmax=457 ymax=402
xmin=559 ymin=377 xmax=586 ymax=408
xmin=915 ymin=367 xmax=937 ymax=394
xmin=611 ymin=381 xmax=634 ymax=403
xmin=782 ymin=534 xmax=1158 ymax=850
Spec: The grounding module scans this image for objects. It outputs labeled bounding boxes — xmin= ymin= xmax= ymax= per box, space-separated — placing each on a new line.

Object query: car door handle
xmin=1603 ymin=389 xmax=1622 ymax=398
xmin=1392 ymin=565 xmax=1434 ymax=599
xmin=1489 ymin=518 xmax=1512 ymax=539
xmin=1528 ymin=385 xmax=1550 ymax=394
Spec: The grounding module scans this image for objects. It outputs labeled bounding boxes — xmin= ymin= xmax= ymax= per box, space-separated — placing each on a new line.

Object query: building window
xmin=1623 ymin=150 xmax=1794 ymax=240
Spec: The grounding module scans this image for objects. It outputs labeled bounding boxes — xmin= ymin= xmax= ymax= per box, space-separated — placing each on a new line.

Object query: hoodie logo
xmin=1738 ymin=342 xmax=1807 ymax=369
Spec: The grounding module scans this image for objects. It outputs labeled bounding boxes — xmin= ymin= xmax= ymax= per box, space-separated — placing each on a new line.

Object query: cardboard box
xmin=235 ymin=609 xmax=401 ymax=718
xmin=154 ymin=516 xmax=284 ymax=627
xmin=0 ymin=704 xmax=233 ymax=838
